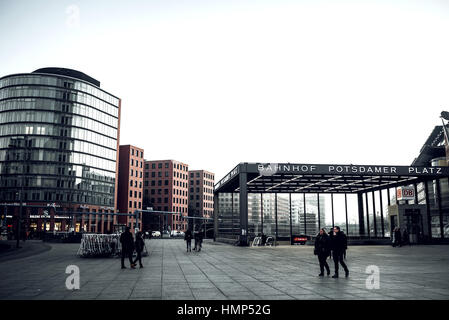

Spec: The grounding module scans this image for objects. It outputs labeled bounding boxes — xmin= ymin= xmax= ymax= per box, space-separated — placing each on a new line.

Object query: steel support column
xmin=317 ymin=194 xmax=321 ymax=231
xmin=424 ymin=181 xmax=432 ymax=241
xmin=344 ymin=194 xmax=349 ymax=236
xmin=239 ymin=172 xmax=248 ymax=246
xmin=303 ymin=193 xmax=306 ymax=235
xmin=365 ymin=193 xmax=371 ymax=239
xmin=372 ymin=192 xmax=377 ymax=238
xmin=357 ymin=193 xmax=365 ymax=236
xmin=260 ymin=193 xmax=263 ymax=237
xmin=275 ymin=193 xmax=278 ymax=245
xmin=289 ymin=193 xmax=292 ymax=243
xmin=331 ymin=193 xmax=334 ymax=227
xmin=379 ymin=190 xmax=385 ymax=237
xmin=436 ymin=179 xmax=444 ymax=239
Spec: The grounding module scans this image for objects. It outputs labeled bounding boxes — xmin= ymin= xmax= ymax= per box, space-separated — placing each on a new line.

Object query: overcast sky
xmin=1 ymin=0 xmax=448 ymax=180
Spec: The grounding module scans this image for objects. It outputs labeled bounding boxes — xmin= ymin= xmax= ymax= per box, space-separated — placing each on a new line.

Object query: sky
xmin=1 ymin=0 xmax=449 ymax=181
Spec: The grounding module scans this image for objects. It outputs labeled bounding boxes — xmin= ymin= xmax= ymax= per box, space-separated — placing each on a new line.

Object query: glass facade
xmin=0 ymin=72 xmax=119 ymax=207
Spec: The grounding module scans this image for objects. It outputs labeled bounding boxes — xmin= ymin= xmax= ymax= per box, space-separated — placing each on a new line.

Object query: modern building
xmin=117 ymin=145 xmax=144 ymax=232
xmin=214 ymin=160 xmax=449 ymax=245
xmin=188 ymin=170 xmax=214 ymax=228
xmin=143 ymin=160 xmax=189 ymax=232
xmin=0 ymin=68 xmax=120 ymax=235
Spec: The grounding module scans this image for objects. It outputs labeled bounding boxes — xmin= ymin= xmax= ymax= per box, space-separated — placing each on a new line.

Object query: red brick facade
xmin=117 ymin=145 xmax=144 ymax=231
xmin=143 ymin=160 xmax=189 ymax=232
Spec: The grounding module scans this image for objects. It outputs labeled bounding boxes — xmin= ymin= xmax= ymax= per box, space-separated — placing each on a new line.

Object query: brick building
xmin=143 ymin=160 xmax=189 ymax=232
xmin=117 ymin=145 xmax=144 ymax=231
xmin=188 ymin=170 xmax=215 ymax=221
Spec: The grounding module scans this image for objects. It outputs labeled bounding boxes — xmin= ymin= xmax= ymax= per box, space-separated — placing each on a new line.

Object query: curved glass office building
xmin=0 ymin=68 xmax=120 ymax=234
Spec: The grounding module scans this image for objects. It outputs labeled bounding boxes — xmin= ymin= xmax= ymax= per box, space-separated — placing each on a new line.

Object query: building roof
xmin=214 ymin=162 xmax=449 ymax=194
xmin=32 ymin=67 xmax=100 ymax=87
xmin=411 ymin=125 xmax=448 ymax=166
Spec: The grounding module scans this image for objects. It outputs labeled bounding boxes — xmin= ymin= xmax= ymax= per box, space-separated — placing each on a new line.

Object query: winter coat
xmin=135 ymin=237 xmax=144 ymax=253
xmin=314 ymin=233 xmax=330 ymax=256
xmin=184 ymin=230 xmax=192 ymax=241
xmin=120 ymin=231 xmax=135 ymax=252
xmin=330 ymin=231 xmax=347 ymax=254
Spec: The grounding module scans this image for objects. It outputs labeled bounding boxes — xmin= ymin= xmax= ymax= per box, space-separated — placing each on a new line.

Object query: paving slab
xmin=1 ymin=239 xmax=449 ymax=300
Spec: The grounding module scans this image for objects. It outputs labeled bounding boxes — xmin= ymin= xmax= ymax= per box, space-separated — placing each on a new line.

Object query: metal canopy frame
xmin=214 ymin=162 xmax=449 ymax=245
xmin=215 ymin=163 xmax=449 ymax=194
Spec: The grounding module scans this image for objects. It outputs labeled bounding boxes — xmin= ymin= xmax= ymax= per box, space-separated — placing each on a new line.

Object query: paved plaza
xmin=0 ymin=239 xmax=448 ymax=300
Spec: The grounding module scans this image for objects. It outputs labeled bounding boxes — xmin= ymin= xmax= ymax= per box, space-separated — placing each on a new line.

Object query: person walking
xmin=314 ymin=228 xmax=331 ymax=277
xmin=402 ymin=228 xmax=409 ymax=246
xmin=132 ymin=232 xmax=145 ymax=268
xmin=197 ymin=230 xmax=203 ymax=252
xmin=184 ymin=229 xmax=192 ymax=252
xmin=330 ymin=226 xmax=349 ymax=278
xmin=120 ymin=227 xmax=135 ymax=269
xmin=193 ymin=230 xmax=199 ymax=251
xmin=394 ymin=227 xmax=402 ymax=247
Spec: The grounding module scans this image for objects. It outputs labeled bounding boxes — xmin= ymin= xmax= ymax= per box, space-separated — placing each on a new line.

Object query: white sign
xmin=397 ymin=187 xmax=415 ymax=201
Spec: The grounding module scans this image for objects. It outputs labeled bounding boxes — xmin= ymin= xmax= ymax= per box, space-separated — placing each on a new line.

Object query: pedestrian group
xmin=314 ymin=226 xmax=349 ymax=278
xmin=119 ymin=227 xmax=145 ymax=269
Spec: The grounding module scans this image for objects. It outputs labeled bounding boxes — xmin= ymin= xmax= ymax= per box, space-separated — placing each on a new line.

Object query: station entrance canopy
xmin=214 ymin=163 xmax=449 ymax=194
xmin=213 ymin=162 xmax=449 ymax=246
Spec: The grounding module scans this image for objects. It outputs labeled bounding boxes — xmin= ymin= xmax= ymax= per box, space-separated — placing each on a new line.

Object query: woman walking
xmin=132 ymin=232 xmax=145 ymax=268
xmin=314 ymin=228 xmax=331 ymax=277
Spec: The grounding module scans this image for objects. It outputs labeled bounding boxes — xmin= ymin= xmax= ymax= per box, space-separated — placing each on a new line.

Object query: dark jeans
xmin=121 ymin=250 xmax=133 ymax=267
xmin=332 ymin=252 xmax=348 ymax=275
xmin=133 ymin=251 xmax=143 ymax=267
xmin=318 ymin=253 xmax=330 ymax=274
xmin=186 ymin=240 xmax=191 ymax=251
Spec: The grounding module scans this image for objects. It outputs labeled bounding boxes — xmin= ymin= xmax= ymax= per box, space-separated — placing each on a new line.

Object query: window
xmin=129 ymin=201 xmax=132 ymax=207
xmin=130 ymin=180 xmax=133 ymax=187
xmin=165 ymin=163 xmax=169 ymax=168
xmin=129 ymin=190 xmax=132 ymax=197
xmin=158 ymin=163 xmax=162 ymax=169
xmin=152 ymin=163 xmax=156 ymax=169
xmin=152 ymin=172 xmax=155 ymax=177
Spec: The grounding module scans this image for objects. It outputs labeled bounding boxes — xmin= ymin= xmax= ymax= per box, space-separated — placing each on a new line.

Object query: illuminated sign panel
xmin=397 ymin=187 xmax=415 ymax=201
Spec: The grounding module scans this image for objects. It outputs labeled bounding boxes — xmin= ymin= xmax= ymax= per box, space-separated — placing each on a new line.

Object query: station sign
xmin=397 ymin=187 xmax=415 ymax=201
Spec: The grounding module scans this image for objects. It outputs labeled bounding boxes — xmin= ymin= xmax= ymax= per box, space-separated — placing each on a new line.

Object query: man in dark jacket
xmin=330 ymin=226 xmax=349 ymax=278
xmin=314 ymin=228 xmax=331 ymax=276
xmin=132 ymin=232 xmax=145 ymax=268
xmin=120 ymin=227 xmax=135 ymax=269
xmin=197 ymin=230 xmax=203 ymax=252
xmin=184 ymin=229 xmax=192 ymax=252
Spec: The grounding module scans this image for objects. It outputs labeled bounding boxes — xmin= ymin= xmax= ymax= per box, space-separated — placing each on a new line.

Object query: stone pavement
xmin=0 ymin=239 xmax=448 ymax=300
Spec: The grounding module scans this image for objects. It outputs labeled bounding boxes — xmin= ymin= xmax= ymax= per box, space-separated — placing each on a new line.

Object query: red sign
xmin=397 ymin=187 xmax=415 ymax=201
